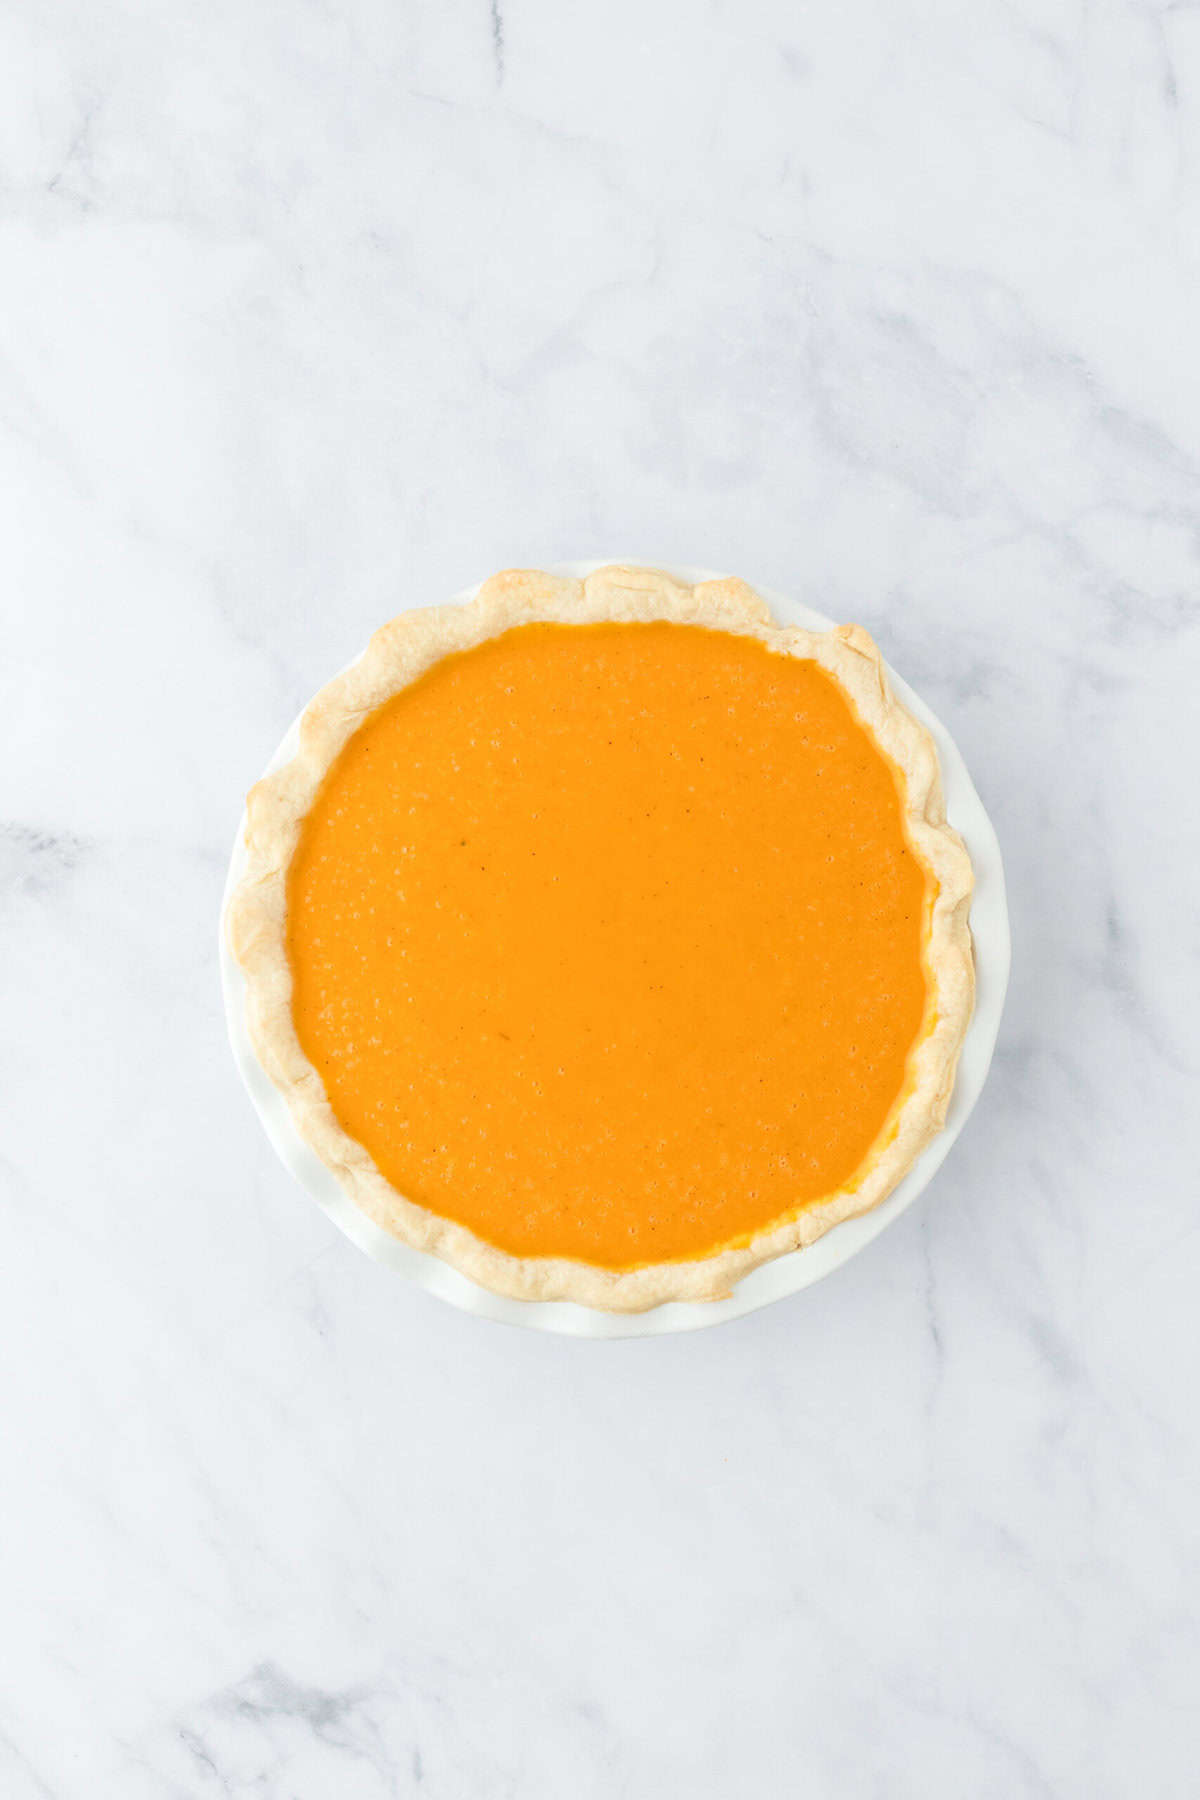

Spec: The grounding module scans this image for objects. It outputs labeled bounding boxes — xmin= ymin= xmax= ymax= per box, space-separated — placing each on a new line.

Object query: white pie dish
xmin=220 ymin=561 xmax=1009 ymax=1338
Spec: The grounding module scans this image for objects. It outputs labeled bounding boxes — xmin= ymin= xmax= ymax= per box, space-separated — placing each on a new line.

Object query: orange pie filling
xmin=287 ymin=622 xmax=934 ymax=1269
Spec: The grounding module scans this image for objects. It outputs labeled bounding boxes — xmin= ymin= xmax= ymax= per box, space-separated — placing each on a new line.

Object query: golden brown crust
xmin=228 ymin=566 xmax=974 ymax=1311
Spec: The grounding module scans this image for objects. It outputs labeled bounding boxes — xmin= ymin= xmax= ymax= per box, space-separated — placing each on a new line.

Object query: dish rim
xmin=219 ymin=560 xmax=1010 ymax=1338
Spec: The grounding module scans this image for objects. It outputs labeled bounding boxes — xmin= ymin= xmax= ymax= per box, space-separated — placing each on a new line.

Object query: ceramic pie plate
xmin=220 ymin=561 xmax=1009 ymax=1338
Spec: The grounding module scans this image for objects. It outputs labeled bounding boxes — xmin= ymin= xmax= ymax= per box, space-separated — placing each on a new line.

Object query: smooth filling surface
xmin=288 ymin=622 xmax=932 ymax=1267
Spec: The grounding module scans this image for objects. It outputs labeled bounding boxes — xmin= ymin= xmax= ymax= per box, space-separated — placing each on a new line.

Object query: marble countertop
xmin=5 ymin=2 xmax=1199 ymax=1794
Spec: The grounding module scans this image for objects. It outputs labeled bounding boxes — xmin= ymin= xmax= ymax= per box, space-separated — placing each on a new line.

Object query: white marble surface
xmin=4 ymin=0 xmax=1199 ymax=1792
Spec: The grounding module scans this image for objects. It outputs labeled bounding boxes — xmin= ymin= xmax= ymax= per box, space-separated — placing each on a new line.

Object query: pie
xmin=229 ymin=565 xmax=974 ymax=1310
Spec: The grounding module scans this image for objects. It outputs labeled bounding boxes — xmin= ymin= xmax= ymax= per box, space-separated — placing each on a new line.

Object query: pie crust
xmin=228 ymin=566 xmax=974 ymax=1310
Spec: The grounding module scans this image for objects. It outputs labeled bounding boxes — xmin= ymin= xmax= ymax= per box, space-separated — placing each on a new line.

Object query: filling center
xmin=288 ymin=621 xmax=931 ymax=1267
